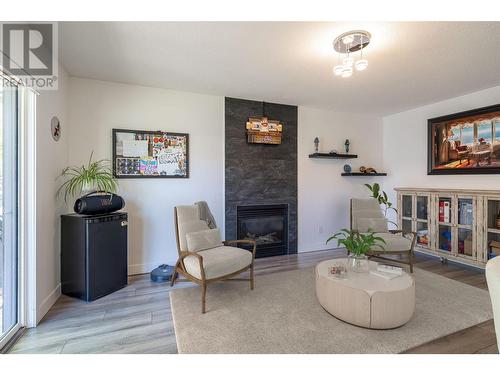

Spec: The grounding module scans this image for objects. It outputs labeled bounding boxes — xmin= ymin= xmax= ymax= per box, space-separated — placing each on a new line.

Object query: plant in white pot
xmin=327 ymin=229 xmax=385 ymax=272
xmin=57 ymin=152 xmax=118 ymax=203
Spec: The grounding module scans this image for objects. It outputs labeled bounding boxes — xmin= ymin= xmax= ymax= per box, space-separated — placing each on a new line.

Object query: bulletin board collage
xmin=112 ymin=129 xmax=189 ymax=178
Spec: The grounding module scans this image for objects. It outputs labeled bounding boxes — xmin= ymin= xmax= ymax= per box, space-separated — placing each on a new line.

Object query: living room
xmin=1 ymin=1 xmax=500 ymax=373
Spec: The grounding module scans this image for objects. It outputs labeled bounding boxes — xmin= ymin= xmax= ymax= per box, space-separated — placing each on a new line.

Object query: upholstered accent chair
xmin=486 ymin=256 xmax=500 ymax=346
xmin=448 ymin=140 xmax=470 ymax=164
xmin=350 ymin=198 xmax=417 ymax=272
xmin=172 ymin=204 xmax=256 ymax=313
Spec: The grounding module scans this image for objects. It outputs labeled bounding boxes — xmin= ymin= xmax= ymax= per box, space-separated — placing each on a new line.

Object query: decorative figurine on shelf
xmin=343 ymin=164 xmax=352 ymax=173
xmin=344 ymin=139 xmax=350 ymax=153
xmin=329 ymin=149 xmax=338 ymax=155
xmin=314 ymin=137 xmax=319 ymax=153
xmin=496 ymin=210 xmax=500 ymax=229
xmin=359 ymin=166 xmax=378 ymax=174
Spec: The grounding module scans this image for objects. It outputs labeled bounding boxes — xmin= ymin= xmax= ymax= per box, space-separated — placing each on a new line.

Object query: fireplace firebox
xmin=237 ymin=204 xmax=288 ymax=258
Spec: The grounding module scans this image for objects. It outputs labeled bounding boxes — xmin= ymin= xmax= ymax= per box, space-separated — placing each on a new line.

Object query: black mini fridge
xmin=61 ymin=212 xmax=128 ymax=301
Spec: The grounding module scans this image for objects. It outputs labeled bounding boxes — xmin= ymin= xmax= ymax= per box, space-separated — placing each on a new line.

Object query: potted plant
xmin=326 ymin=229 xmax=385 ymax=272
xmin=365 ymin=183 xmax=397 ymax=227
xmin=57 ymin=152 xmax=118 ymax=204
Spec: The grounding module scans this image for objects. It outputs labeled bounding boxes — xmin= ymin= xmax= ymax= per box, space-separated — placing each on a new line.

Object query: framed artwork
xmin=428 ymin=104 xmax=500 ymax=175
xmin=112 ymin=129 xmax=189 ymax=178
xmin=245 ymin=116 xmax=283 ymax=145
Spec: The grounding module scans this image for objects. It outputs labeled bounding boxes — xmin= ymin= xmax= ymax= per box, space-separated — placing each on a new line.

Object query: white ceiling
xmin=59 ymin=22 xmax=500 ymax=115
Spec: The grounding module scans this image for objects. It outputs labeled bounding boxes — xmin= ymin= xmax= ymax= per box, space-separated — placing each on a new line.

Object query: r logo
xmin=2 ymin=23 xmax=53 ymax=76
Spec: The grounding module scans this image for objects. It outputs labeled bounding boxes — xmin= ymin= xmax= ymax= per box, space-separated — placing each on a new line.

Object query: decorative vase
xmin=347 ymin=253 xmax=369 ymax=273
xmin=344 ymin=139 xmax=350 ymax=154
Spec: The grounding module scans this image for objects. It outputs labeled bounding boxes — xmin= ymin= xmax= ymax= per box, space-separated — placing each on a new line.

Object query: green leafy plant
xmin=57 ymin=152 xmax=118 ymax=202
xmin=365 ymin=182 xmax=397 ymax=226
xmin=326 ymin=228 xmax=385 ymax=256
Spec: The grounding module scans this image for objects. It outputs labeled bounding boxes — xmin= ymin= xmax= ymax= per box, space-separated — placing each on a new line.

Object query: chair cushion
xmin=350 ymin=199 xmax=385 ymax=232
xmin=183 ymin=246 xmax=253 ymax=280
xmin=362 ymin=232 xmax=413 ymax=252
xmin=176 ymin=204 xmax=211 ymax=251
xmin=186 ymin=228 xmax=222 ymax=252
xmin=356 ymin=218 xmax=388 ymax=233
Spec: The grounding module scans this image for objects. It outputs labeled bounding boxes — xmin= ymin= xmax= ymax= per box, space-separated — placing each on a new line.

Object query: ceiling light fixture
xmin=333 ymin=30 xmax=371 ymax=78
xmin=333 ymin=65 xmax=344 ymax=76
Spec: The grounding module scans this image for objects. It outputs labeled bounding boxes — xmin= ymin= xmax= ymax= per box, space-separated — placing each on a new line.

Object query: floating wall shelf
xmin=341 ymin=172 xmax=387 ymax=177
xmin=309 ymin=152 xmax=358 ymax=159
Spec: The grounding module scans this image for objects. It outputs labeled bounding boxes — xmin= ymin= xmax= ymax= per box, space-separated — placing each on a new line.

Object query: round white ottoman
xmin=315 ymin=259 xmax=415 ymax=329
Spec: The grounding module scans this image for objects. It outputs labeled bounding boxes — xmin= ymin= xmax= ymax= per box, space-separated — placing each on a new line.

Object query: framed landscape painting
xmin=428 ymin=104 xmax=500 ymax=175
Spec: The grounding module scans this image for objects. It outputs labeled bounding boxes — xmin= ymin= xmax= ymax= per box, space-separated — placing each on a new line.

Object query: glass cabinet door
xmin=486 ymin=198 xmax=500 ymax=261
xmin=401 ymin=194 xmax=413 ymax=233
xmin=457 ymin=197 xmax=474 ymax=258
xmin=402 ymin=195 xmax=413 ymax=219
xmin=437 ymin=196 xmax=454 ymax=253
xmin=415 ymin=195 xmax=430 ymax=248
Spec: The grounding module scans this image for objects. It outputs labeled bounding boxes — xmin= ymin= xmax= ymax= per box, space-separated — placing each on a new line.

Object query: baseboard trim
xmin=36 ymin=283 xmax=61 ymax=325
xmin=298 ymin=243 xmax=338 ymax=253
xmin=128 ymin=261 xmax=175 ymax=276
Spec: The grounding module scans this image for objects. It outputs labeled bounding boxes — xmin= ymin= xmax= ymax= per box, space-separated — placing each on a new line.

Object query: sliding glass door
xmin=0 ymin=79 xmax=19 ymax=348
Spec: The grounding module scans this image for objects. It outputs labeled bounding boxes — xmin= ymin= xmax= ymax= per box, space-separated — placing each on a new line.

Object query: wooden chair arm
xmin=389 ymin=229 xmax=416 ymax=236
xmin=223 ymin=239 xmax=257 ymax=259
xmin=179 ymin=251 xmax=206 ymax=281
xmin=389 ymin=230 xmax=417 ymax=250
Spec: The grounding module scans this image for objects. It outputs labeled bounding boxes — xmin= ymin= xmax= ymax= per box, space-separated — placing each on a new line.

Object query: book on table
xmin=377 ymin=264 xmax=403 ymax=275
xmin=370 ymin=270 xmax=401 ymax=280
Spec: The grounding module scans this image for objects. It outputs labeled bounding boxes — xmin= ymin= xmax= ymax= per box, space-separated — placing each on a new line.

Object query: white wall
xmin=35 ymin=72 xmax=500 ymax=321
xmin=67 ymin=78 xmax=224 ymax=274
xmin=35 ymin=63 xmax=69 ymax=322
xmin=298 ymin=106 xmax=384 ymax=252
xmin=383 ymin=85 xmax=500 ymax=222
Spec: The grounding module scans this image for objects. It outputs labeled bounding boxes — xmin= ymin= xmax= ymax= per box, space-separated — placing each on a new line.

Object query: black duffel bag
xmin=74 ymin=191 xmax=125 ymax=215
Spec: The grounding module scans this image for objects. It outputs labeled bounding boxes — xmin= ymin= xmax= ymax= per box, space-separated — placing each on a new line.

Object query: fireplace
xmin=237 ymin=204 xmax=288 ymax=258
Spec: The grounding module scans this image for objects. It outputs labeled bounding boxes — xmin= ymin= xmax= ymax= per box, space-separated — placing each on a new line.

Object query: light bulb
xmin=341 ymin=66 xmax=353 ymax=78
xmin=355 ymin=59 xmax=368 ymax=71
xmin=342 ymin=35 xmax=354 ymax=45
xmin=333 ymin=65 xmax=344 ymax=76
xmin=342 ymin=57 xmax=353 ymax=67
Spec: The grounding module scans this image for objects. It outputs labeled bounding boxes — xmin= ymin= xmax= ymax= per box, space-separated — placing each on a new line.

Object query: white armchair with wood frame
xmin=486 ymin=256 xmax=500 ymax=346
xmin=171 ymin=204 xmax=256 ymax=313
xmin=350 ymin=198 xmax=416 ymax=272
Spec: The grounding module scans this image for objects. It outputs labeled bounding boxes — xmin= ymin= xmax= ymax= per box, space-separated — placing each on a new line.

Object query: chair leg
xmin=250 ymin=264 xmax=254 ymax=290
xmin=201 ymin=282 xmax=206 ymax=314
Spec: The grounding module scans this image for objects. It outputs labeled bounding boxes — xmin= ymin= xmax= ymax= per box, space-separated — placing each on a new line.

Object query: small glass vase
xmin=347 ymin=253 xmax=369 ymax=273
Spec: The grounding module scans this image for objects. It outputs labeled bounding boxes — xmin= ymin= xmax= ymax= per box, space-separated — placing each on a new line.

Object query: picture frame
xmin=112 ymin=128 xmax=189 ymax=178
xmin=427 ymin=104 xmax=500 ymax=175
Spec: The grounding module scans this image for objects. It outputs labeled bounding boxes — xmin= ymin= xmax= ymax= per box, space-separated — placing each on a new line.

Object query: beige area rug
xmin=170 ymin=267 xmax=493 ymax=353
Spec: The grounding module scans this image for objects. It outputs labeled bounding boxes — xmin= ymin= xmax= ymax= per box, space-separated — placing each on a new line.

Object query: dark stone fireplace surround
xmin=225 ymin=97 xmax=298 ymax=257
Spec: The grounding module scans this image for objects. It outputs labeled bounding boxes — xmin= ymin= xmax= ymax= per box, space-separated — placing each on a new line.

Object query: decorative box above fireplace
xmin=237 ymin=204 xmax=288 ymax=258
xmin=246 ymin=116 xmax=283 ymax=145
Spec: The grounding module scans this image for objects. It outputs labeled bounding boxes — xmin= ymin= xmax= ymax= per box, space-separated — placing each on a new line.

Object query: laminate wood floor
xmin=9 ymin=249 xmax=498 ymax=354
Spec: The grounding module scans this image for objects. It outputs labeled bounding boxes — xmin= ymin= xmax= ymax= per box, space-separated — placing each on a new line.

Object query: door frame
xmin=0 ymin=75 xmax=37 ymax=351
